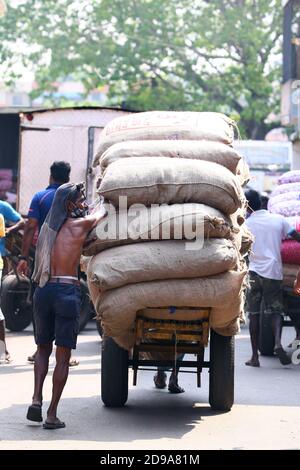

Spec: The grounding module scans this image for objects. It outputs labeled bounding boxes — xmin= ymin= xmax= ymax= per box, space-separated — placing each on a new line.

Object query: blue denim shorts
xmin=33 ymin=283 xmax=81 ymax=349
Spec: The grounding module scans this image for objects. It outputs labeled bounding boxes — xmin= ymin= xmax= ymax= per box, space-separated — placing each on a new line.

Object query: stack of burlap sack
xmin=268 ymin=170 xmax=300 ymax=287
xmin=83 ymin=111 xmax=252 ymax=350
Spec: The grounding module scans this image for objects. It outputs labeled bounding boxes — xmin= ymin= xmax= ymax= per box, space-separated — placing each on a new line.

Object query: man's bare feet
xmin=245 ymin=357 xmax=260 ymax=367
xmin=168 ymin=373 xmax=185 ymax=393
xmin=153 ymin=371 xmax=167 ymax=389
xmin=27 ymin=351 xmax=37 ymax=363
xmin=69 ymin=358 xmax=79 ymax=367
xmin=5 ymin=352 xmax=12 ymax=363
xmin=274 ymin=347 xmax=291 ymax=366
xmin=27 ymin=403 xmax=43 ymax=422
xmin=43 ymin=417 xmax=65 ymax=429
xmin=168 ymin=380 xmax=185 ymax=394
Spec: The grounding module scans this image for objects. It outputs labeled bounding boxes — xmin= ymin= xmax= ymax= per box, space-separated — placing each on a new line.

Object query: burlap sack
xmin=93 ymin=111 xmax=236 ymax=166
xmin=98 ymin=157 xmax=244 ymax=214
xmin=87 ymin=239 xmax=239 ymax=291
xmin=268 ymin=191 xmax=300 ymax=212
xmin=88 ymin=269 xmax=246 ymax=350
xmin=278 ymin=170 xmax=300 ymax=185
xmin=229 ymin=207 xmax=246 ymax=228
xmin=99 ymin=140 xmax=242 ymax=175
xmin=80 ymin=255 xmax=91 ymax=273
xmin=82 ymin=203 xmax=233 ymax=256
xmin=271 ymin=182 xmax=300 ymax=197
xmin=268 ymin=200 xmax=300 ymax=217
xmin=236 ymin=157 xmax=250 ymax=186
xmin=232 ymin=223 xmax=254 ymax=256
xmin=213 ymin=317 xmax=241 ymax=337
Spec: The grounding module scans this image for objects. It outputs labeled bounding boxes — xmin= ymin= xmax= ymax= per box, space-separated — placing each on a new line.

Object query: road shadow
xmin=0 ymin=352 xmax=101 ymax=375
xmin=0 ymin=393 xmax=225 ymax=445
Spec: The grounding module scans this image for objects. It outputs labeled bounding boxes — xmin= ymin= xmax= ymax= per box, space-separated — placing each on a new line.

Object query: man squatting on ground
xmin=26 ymin=182 xmax=106 ymax=429
xmin=245 ymin=189 xmax=300 ymax=367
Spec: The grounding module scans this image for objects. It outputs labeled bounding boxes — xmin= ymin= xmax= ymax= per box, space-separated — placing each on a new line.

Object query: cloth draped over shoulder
xmin=32 ymin=183 xmax=78 ymax=288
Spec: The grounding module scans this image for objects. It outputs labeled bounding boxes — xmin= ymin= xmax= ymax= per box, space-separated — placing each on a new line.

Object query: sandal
xmin=27 ymin=404 xmax=43 ymax=422
xmin=27 ymin=354 xmax=36 ymax=364
xmin=43 ymin=419 xmax=65 ymax=430
xmin=274 ymin=347 xmax=292 ymax=366
xmin=153 ymin=372 xmax=167 ymax=389
xmin=168 ymin=382 xmax=185 ymax=394
xmin=4 ymin=353 xmax=12 ymax=364
xmin=69 ymin=358 xmax=79 ymax=367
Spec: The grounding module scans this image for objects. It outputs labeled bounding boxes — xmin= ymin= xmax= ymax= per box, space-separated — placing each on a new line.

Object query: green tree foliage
xmin=0 ymin=0 xmax=282 ymax=138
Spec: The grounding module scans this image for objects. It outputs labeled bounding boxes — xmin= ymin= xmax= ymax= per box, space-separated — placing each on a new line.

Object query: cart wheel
xmin=0 ymin=274 xmax=32 ymax=332
xmin=78 ymin=279 xmax=94 ymax=332
xmin=209 ymin=329 xmax=234 ymax=412
xmin=101 ymin=336 xmax=128 ymax=407
xmin=259 ymin=311 xmax=275 ymax=356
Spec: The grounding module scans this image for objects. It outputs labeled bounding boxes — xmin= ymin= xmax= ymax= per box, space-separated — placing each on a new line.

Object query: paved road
xmin=0 ymin=322 xmax=299 ymax=450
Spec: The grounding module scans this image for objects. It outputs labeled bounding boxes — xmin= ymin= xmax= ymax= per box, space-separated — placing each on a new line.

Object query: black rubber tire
xmin=101 ymin=336 xmax=128 ymax=407
xmin=78 ymin=279 xmax=95 ymax=332
xmin=259 ymin=311 xmax=275 ymax=356
xmin=209 ymin=329 xmax=234 ymax=412
xmin=0 ymin=274 xmax=32 ymax=332
xmin=284 ymin=290 xmax=300 ymax=329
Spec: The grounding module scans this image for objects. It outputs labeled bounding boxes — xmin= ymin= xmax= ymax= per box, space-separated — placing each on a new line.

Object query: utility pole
xmin=281 ymin=0 xmax=300 ymax=168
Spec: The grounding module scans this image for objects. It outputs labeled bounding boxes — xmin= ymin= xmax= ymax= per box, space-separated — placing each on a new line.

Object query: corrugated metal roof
xmin=0 ymin=105 xmax=138 ymax=115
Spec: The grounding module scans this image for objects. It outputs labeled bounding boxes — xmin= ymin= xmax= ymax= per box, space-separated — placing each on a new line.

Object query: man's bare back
xmin=51 ymin=205 xmax=106 ymax=277
xmin=27 ymin=183 xmax=107 ymax=429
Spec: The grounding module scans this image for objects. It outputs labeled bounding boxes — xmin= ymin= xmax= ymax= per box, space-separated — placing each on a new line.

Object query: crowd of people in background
xmin=1 ymin=175 xmax=300 ymax=374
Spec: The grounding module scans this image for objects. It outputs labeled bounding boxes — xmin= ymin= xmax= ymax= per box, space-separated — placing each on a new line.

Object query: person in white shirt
xmin=245 ymin=189 xmax=300 ymax=367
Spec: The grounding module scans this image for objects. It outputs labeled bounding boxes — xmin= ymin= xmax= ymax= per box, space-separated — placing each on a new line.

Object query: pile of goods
xmin=83 ymin=111 xmax=252 ymax=350
xmin=268 ymin=170 xmax=300 ymax=287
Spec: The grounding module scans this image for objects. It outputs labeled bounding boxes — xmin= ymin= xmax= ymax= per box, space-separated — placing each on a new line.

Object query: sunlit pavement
xmin=0 ymin=321 xmax=299 ymax=450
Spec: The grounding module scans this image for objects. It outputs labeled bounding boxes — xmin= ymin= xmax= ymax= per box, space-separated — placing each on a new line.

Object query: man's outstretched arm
xmin=294 ymin=270 xmax=300 ymax=295
xmin=6 ymin=218 xmax=25 ymax=235
xmin=16 ymin=218 xmax=38 ymax=276
xmin=289 ymin=229 xmax=300 ymax=243
xmin=83 ymin=201 xmax=108 ymax=232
